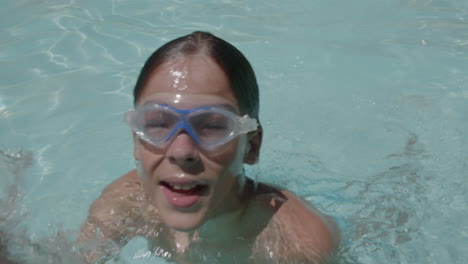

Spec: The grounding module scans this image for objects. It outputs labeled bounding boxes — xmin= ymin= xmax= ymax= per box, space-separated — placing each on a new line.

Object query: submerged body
xmin=78 ymin=32 xmax=339 ymax=263
xmin=79 ymin=171 xmax=338 ymax=263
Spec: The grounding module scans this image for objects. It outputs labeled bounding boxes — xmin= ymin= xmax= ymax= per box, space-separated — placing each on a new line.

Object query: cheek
xmin=135 ymin=140 xmax=165 ymax=179
xmin=135 ymin=142 xmax=165 ymax=201
xmin=206 ymin=136 xmax=247 ymax=175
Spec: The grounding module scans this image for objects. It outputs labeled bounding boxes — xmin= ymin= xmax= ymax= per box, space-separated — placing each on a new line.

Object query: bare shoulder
xmin=96 ymin=170 xmax=144 ymax=202
xmin=79 ymin=170 xmax=147 ymax=241
xmin=89 ymin=170 xmax=145 ymax=218
xmin=252 ymin=184 xmax=340 ymax=263
xmin=278 ymin=190 xmax=339 ymax=250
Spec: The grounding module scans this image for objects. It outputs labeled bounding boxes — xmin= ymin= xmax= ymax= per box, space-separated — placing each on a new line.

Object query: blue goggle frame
xmin=125 ymin=104 xmax=258 ymax=150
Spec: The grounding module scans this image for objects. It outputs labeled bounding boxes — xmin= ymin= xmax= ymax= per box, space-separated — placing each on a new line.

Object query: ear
xmin=132 ymin=132 xmax=140 ymax=160
xmin=244 ymin=126 xmax=263 ymax=165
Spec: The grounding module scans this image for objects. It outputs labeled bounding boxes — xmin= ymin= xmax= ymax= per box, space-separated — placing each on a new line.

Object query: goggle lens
xmin=189 ymin=112 xmax=235 ymax=144
xmin=126 ymin=104 xmax=258 ymax=150
xmin=140 ymin=110 xmax=179 ymax=142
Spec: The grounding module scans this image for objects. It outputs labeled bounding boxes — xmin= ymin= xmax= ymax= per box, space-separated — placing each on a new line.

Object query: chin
xmin=161 ymin=211 xmax=206 ymax=232
xmin=163 ymin=215 xmax=204 ymax=232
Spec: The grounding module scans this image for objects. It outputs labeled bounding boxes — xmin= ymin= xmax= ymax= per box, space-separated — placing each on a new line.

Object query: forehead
xmin=137 ymin=54 xmax=238 ymax=108
xmin=139 ymin=93 xmax=239 ymax=113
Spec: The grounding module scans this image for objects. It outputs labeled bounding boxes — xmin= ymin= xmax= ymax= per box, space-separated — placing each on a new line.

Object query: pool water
xmin=1 ymin=0 xmax=467 ymax=263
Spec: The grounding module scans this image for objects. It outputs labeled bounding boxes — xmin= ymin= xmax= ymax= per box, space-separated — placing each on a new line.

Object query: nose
xmin=166 ymin=132 xmax=200 ymax=168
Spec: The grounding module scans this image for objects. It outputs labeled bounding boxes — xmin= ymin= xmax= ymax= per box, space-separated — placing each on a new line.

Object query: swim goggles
xmin=125 ymin=104 xmax=258 ymax=150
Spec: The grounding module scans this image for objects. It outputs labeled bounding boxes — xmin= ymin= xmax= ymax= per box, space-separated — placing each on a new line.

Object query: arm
xmin=76 ymin=171 xmax=147 ymax=263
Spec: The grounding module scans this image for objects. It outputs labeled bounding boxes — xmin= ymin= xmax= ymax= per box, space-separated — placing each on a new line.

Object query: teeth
xmin=171 ymin=183 xmax=197 ymax=190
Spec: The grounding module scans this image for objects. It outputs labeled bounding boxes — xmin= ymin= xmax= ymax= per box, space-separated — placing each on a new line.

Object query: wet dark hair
xmin=133 ymin=31 xmax=260 ymax=120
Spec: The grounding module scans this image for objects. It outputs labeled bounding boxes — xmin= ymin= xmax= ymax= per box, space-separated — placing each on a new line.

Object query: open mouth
xmin=160 ymin=181 xmax=207 ymax=195
xmin=159 ymin=180 xmax=209 ymax=208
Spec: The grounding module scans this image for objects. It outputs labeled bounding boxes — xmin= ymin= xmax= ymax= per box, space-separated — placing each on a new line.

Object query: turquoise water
xmin=1 ymin=0 xmax=467 ymax=263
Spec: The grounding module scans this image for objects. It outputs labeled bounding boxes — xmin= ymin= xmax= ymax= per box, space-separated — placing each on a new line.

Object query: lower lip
xmin=161 ymin=184 xmax=205 ymax=208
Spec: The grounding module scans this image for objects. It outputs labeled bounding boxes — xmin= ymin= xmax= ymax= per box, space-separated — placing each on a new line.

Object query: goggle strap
xmin=238 ymin=115 xmax=258 ymax=134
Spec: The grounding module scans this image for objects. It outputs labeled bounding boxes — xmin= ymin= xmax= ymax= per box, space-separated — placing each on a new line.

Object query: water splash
xmin=0 ymin=149 xmax=85 ymax=264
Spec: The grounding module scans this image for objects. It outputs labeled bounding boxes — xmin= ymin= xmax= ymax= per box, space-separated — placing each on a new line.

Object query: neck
xmin=173 ymin=177 xmax=255 ymax=246
xmin=193 ymin=208 xmax=244 ymax=243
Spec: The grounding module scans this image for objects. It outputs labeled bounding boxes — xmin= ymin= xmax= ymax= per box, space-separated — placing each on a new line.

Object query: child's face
xmin=133 ymin=53 xmax=250 ymax=231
